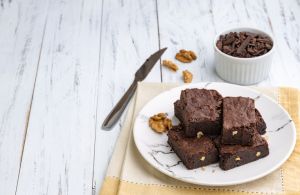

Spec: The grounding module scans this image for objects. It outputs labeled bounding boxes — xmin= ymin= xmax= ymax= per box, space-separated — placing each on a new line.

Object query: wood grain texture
xmin=15 ymin=0 xmax=102 ymax=194
xmin=263 ymin=0 xmax=300 ymax=87
xmin=0 ymin=0 xmax=49 ymax=194
xmin=93 ymin=0 xmax=160 ymax=193
xmin=158 ymin=0 xmax=222 ymax=83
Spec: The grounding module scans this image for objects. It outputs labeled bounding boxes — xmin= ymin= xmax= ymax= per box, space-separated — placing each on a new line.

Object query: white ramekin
xmin=214 ymin=27 xmax=275 ymax=85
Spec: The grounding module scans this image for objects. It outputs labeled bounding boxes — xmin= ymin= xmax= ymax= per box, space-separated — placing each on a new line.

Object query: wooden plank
xmin=93 ymin=0 xmax=161 ymax=192
xmin=157 ymin=0 xmax=300 ymax=88
xmin=0 ymin=0 xmax=49 ymax=194
xmin=157 ymin=0 xmax=224 ymax=83
xmin=263 ymin=0 xmax=300 ymax=87
xmin=15 ymin=0 xmax=102 ymax=194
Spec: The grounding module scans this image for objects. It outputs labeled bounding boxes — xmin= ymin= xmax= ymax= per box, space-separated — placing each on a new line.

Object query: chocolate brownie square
xmin=255 ymin=109 xmax=267 ymax=135
xmin=174 ymin=88 xmax=223 ymax=137
xmin=217 ymin=133 xmax=269 ymax=170
xmin=167 ymin=125 xmax=219 ymax=169
xmin=222 ymin=97 xmax=256 ymax=146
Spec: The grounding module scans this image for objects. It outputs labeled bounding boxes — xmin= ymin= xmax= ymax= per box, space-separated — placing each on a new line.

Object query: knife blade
xmin=102 ymin=47 xmax=167 ymax=129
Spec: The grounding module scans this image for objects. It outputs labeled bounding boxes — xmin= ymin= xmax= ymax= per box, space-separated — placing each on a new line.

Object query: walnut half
xmin=162 ymin=60 xmax=179 ymax=72
xmin=149 ymin=113 xmax=172 ymax=133
xmin=175 ymin=49 xmax=197 ymax=63
xmin=182 ymin=70 xmax=193 ymax=83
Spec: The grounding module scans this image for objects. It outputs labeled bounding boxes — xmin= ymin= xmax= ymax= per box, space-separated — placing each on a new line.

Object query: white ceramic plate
xmin=133 ymin=82 xmax=296 ymax=186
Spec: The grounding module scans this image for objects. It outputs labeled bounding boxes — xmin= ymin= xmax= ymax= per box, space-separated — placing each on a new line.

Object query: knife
xmin=102 ymin=47 xmax=167 ymax=129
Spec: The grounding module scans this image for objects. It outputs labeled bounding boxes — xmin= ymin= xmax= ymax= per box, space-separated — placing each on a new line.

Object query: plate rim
xmin=133 ymin=82 xmax=297 ymax=186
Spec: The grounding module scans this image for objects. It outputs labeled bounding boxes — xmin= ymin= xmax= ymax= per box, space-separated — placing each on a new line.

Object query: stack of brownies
xmin=167 ymin=88 xmax=269 ymax=170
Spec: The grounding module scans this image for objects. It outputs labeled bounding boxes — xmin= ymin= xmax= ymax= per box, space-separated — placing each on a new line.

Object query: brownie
xmin=217 ymin=133 xmax=269 ymax=170
xmin=174 ymin=88 xmax=223 ymax=137
xmin=221 ymin=97 xmax=256 ymax=146
xmin=255 ymin=109 xmax=267 ymax=135
xmin=167 ymin=125 xmax=219 ymax=169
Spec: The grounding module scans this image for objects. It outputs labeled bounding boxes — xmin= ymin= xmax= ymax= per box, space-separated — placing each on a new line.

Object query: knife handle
xmin=102 ymin=79 xmax=138 ymax=129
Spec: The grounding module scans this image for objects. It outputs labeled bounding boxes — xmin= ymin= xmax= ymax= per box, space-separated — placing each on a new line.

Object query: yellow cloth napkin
xmin=100 ymin=83 xmax=300 ymax=195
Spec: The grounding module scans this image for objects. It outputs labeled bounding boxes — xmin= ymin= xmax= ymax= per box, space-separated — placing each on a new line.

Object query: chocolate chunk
xmin=265 ymin=43 xmax=272 ymax=50
xmin=216 ymin=40 xmax=223 ymax=50
xmin=247 ymin=47 xmax=256 ymax=55
xmin=237 ymin=36 xmax=252 ymax=54
xmin=223 ymin=34 xmax=235 ymax=45
xmin=223 ymin=46 xmax=234 ymax=54
xmin=245 ymin=32 xmax=256 ymax=37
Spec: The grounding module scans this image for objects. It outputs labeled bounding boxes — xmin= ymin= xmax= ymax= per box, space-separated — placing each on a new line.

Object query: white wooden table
xmin=0 ymin=0 xmax=299 ymax=194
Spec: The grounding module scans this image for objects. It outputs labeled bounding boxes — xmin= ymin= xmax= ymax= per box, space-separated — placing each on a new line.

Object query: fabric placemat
xmin=100 ymin=82 xmax=300 ymax=195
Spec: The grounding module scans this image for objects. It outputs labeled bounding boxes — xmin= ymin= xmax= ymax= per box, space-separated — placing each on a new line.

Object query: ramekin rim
xmin=214 ymin=27 xmax=275 ymax=61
